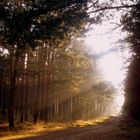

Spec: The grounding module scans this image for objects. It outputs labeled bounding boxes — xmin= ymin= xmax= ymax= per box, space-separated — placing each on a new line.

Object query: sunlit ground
xmin=72 ymin=116 xmax=111 ymax=127
xmin=0 ymin=116 xmax=111 ymax=140
xmin=0 ymin=121 xmax=67 ymax=140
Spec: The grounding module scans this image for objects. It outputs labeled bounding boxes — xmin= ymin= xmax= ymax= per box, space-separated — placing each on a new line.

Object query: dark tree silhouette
xmin=121 ymin=1 xmax=140 ymax=121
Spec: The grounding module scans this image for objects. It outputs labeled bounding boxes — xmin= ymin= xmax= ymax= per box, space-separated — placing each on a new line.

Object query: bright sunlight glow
xmin=115 ymin=94 xmax=125 ymax=114
xmin=116 ymin=94 xmax=125 ymax=108
xmin=85 ymin=25 xmax=126 ymax=88
xmin=98 ymin=51 xmax=125 ymax=86
xmin=85 ymin=20 xmax=130 ymax=115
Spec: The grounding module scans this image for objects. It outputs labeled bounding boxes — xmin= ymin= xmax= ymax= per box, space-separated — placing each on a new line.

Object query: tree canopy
xmin=121 ymin=1 xmax=140 ymax=56
xmin=0 ymin=0 xmax=90 ymax=55
xmin=1 ymin=0 xmax=139 ymax=54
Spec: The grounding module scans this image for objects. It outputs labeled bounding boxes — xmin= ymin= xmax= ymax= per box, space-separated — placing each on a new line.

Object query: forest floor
xmin=0 ymin=116 xmax=140 ymax=140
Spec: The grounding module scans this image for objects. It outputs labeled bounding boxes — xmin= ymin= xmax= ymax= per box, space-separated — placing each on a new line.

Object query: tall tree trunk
xmin=25 ymin=74 xmax=28 ymax=121
xmin=123 ymin=57 xmax=140 ymax=121
xmin=0 ymin=81 xmax=2 ymax=110
xmin=20 ymin=74 xmax=24 ymax=123
xmin=45 ymin=48 xmax=55 ymax=121
xmin=2 ymin=75 xmax=6 ymax=119
xmin=8 ymin=55 xmax=17 ymax=127
xmin=33 ymin=73 xmax=40 ymax=124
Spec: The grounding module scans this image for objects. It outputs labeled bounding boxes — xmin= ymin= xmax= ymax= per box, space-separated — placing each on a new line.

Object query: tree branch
xmin=87 ymin=4 xmax=140 ymax=14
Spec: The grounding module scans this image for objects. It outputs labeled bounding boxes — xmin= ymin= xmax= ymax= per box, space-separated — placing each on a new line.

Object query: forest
xmin=0 ymin=0 xmax=140 ymax=140
xmin=0 ymin=34 xmax=116 ymax=125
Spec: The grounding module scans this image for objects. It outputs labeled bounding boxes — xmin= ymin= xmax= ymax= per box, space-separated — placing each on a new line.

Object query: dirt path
xmin=16 ymin=117 xmax=140 ymax=140
xmin=1 ymin=117 xmax=140 ymax=140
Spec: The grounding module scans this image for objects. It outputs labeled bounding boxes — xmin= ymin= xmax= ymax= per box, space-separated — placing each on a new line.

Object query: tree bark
xmin=25 ymin=74 xmax=28 ymax=121
xmin=33 ymin=72 xmax=40 ymax=124
xmin=8 ymin=55 xmax=17 ymax=127
xmin=2 ymin=75 xmax=6 ymax=119
xmin=20 ymin=74 xmax=24 ymax=123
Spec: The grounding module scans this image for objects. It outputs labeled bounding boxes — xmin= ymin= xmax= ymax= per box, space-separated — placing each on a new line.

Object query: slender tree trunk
xmin=33 ymin=73 xmax=40 ymax=124
xmin=2 ymin=75 xmax=6 ymax=119
xmin=0 ymin=81 xmax=2 ymax=110
xmin=45 ymin=48 xmax=55 ymax=121
xmin=25 ymin=74 xmax=28 ymax=121
xmin=20 ymin=74 xmax=24 ymax=123
xmin=8 ymin=55 xmax=17 ymax=127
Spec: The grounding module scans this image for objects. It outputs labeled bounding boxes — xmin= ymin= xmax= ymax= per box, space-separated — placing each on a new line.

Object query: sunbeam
xmin=85 ymin=22 xmax=129 ymax=115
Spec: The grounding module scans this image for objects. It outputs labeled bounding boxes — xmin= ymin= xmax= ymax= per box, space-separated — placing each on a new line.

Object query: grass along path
xmin=0 ymin=116 xmax=111 ymax=140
